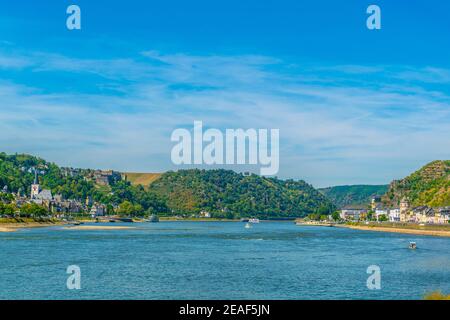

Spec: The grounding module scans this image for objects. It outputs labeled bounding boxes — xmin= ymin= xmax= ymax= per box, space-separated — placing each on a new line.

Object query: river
xmin=1 ymin=221 xmax=449 ymax=299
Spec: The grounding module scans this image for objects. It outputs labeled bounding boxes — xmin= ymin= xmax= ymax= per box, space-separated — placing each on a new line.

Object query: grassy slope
xmin=121 ymin=172 xmax=162 ymax=188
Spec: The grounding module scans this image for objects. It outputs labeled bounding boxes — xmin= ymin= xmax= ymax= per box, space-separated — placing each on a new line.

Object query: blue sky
xmin=0 ymin=0 xmax=450 ymax=187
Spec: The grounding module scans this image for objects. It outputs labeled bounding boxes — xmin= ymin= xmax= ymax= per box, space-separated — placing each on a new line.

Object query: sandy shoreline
xmin=64 ymin=225 xmax=136 ymax=230
xmin=340 ymin=225 xmax=450 ymax=238
xmin=0 ymin=222 xmax=66 ymax=233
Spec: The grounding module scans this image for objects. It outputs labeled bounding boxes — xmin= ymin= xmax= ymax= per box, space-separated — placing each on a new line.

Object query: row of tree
xmin=0 ymin=202 xmax=47 ymax=217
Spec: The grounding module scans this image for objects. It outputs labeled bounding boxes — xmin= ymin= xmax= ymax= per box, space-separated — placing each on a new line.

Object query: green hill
xmin=0 ymin=152 xmax=168 ymax=214
xmin=0 ymin=153 xmax=333 ymax=218
xmin=319 ymin=185 xmax=388 ymax=209
xmin=147 ymin=169 xmax=334 ymax=218
xmin=383 ymin=160 xmax=450 ymax=207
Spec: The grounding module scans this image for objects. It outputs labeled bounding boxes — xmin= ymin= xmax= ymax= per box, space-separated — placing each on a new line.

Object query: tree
xmin=226 ymin=211 xmax=235 ymax=220
xmin=0 ymin=202 xmax=17 ymax=216
xmin=20 ymin=203 xmax=48 ymax=217
xmin=133 ymin=204 xmax=144 ymax=216
xmin=0 ymin=193 xmax=14 ymax=202
xmin=117 ymin=201 xmax=143 ymax=216
xmin=331 ymin=211 xmax=341 ymax=221
xmin=117 ymin=201 xmax=134 ymax=216
xmin=106 ymin=204 xmax=114 ymax=215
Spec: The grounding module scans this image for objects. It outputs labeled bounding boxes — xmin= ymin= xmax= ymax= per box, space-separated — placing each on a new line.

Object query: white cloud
xmin=0 ymin=49 xmax=449 ymax=187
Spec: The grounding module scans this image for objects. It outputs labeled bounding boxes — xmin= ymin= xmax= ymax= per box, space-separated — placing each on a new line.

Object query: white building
xmin=388 ymin=208 xmax=400 ymax=222
xmin=90 ymin=204 xmax=107 ymax=217
xmin=437 ymin=207 xmax=450 ymax=224
xmin=375 ymin=209 xmax=389 ymax=220
xmin=199 ymin=211 xmax=211 ymax=218
xmin=340 ymin=209 xmax=366 ymax=221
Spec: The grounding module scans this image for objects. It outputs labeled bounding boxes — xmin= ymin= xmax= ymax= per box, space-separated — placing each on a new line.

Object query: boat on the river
xmin=409 ymin=242 xmax=417 ymax=250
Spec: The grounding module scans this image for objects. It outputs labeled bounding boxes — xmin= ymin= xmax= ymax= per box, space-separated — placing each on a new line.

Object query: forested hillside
xmin=383 ymin=160 xmax=450 ymax=207
xmin=0 ymin=153 xmax=333 ymax=218
xmin=150 ymin=169 xmax=334 ymax=218
xmin=319 ymin=185 xmax=388 ymax=209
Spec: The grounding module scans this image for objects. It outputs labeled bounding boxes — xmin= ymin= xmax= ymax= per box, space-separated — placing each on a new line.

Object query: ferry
xmin=249 ymin=218 xmax=260 ymax=223
xmin=409 ymin=242 xmax=417 ymax=250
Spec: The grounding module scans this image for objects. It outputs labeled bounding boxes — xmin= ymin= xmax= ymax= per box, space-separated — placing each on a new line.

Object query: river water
xmin=1 ymin=221 xmax=449 ymax=299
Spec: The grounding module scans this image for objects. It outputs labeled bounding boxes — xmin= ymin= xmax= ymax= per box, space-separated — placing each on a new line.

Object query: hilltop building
xmin=92 ymin=170 xmax=121 ymax=186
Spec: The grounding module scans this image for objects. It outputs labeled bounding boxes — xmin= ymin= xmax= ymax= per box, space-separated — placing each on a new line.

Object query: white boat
xmin=249 ymin=218 xmax=260 ymax=223
xmin=245 ymin=223 xmax=252 ymax=229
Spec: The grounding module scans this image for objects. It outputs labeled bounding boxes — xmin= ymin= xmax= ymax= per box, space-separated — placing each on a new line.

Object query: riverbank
xmin=0 ymin=219 xmax=66 ymax=233
xmin=64 ymin=225 xmax=136 ymax=230
xmin=295 ymin=220 xmax=335 ymax=227
xmin=159 ymin=217 xmax=239 ymax=222
xmin=339 ymin=223 xmax=450 ymax=238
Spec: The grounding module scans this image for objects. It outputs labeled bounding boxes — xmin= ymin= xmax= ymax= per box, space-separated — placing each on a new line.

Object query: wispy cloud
xmin=0 ymin=48 xmax=449 ymax=187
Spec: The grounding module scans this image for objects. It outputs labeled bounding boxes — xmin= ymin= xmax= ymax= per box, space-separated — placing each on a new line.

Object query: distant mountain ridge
xmin=318 ymin=185 xmax=389 ymax=209
xmin=383 ymin=160 xmax=450 ymax=207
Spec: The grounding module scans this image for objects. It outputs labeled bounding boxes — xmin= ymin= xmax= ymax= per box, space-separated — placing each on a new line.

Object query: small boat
xmin=241 ymin=218 xmax=249 ymax=223
xmin=245 ymin=223 xmax=252 ymax=229
xmin=73 ymin=222 xmax=81 ymax=226
xmin=249 ymin=218 xmax=260 ymax=223
xmin=109 ymin=219 xmax=116 ymax=223
xmin=409 ymin=242 xmax=417 ymax=250
xmin=149 ymin=215 xmax=160 ymax=223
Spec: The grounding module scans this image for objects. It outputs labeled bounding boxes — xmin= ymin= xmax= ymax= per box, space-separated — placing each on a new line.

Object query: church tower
xmin=400 ymin=197 xmax=410 ymax=222
xmin=31 ymin=169 xmax=41 ymax=199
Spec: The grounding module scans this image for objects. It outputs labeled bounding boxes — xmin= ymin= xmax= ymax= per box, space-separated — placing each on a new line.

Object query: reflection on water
xmin=1 ymin=221 xmax=449 ymax=300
